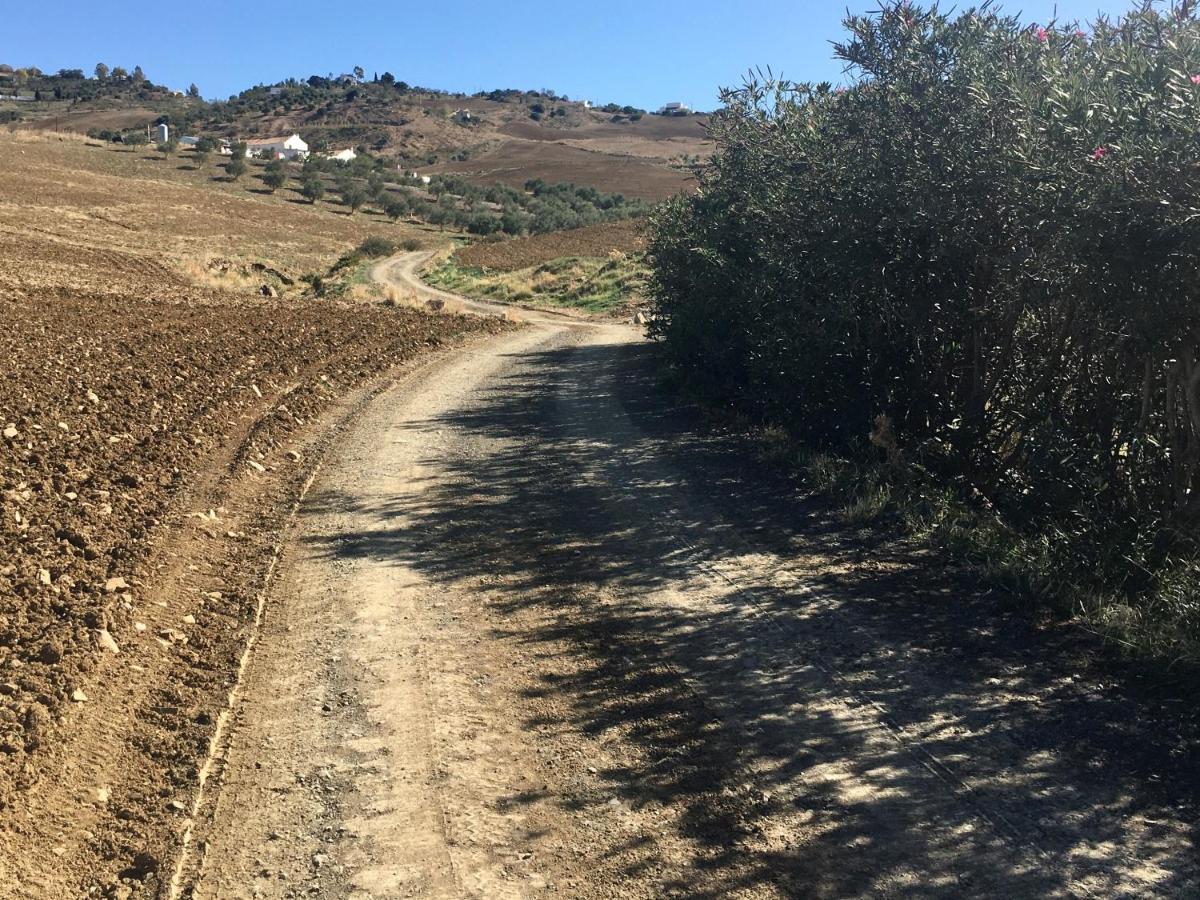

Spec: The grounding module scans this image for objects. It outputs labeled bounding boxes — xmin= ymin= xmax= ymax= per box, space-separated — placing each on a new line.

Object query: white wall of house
xmin=242 ymin=133 xmax=309 ymax=160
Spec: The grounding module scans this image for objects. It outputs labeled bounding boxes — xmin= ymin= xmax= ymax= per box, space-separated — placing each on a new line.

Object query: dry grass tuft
xmin=179 ymin=256 xmax=263 ymax=294
xmin=3 ymin=128 xmax=92 ymax=145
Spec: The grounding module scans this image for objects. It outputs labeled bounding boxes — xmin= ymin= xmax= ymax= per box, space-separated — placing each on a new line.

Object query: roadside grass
xmin=179 ymin=256 xmax=267 ymax=294
xmin=301 ymin=235 xmax=406 ymax=299
xmin=427 ymin=252 xmax=646 ymax=313
xmin=695 ymin=396 xmax=1200 ymax=670
xmin=808 ymin=448 xmax=1200 ymax=667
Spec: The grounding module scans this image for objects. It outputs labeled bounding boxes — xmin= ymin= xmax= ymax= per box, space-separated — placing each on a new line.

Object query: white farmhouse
xmin=328 ymin=148 xmax=357 ymax=162
xmin=243 ymin=133 xmax=309 ymax=160
xmin=657 ymin=101 xmax=691 ymax=115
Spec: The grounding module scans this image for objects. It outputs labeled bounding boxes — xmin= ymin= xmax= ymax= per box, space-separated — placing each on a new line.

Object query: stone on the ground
xmin=96 ymin=629 xmax=120 ymax=654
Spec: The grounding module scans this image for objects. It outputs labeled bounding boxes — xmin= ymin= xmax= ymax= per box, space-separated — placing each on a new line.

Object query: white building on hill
xmin=243 ymin=133 xmax=309 ymax=160
xmin=328 ymin=148 xmax=357 ymax=162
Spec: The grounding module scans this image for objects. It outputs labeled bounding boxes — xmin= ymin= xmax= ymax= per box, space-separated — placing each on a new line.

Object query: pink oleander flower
xmin=1036 ymin=26 xmax=1049 ymax=42
xmin=1092 ymin=146 xmax=1108 ymax=160
xmin=1076 ymin=30 xmax=1087 ymax=37
xmin=1190 ymin=74 xmax=1200 ymax=85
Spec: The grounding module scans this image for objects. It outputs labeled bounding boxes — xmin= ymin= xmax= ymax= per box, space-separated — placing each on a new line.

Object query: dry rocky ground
xmin=0 ymin=132 xmax=507 ymax=896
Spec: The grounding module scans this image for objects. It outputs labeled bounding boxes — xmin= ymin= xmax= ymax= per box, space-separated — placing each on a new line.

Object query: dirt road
xmin=181 ymin=261 xmax=1199 ymax=898
xmin=371 ymin=251 xmax=594 ymax=325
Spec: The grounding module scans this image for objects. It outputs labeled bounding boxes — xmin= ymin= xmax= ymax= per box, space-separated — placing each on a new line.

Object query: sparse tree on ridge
xmin=132 ymin=65 xmax=145 ymax=84
xmin=301 ymin=177 xmax=325 ymax=204
xmin=187 ymin=83 xmax=200 ymax=99
xmin=227 ymin=144 xmax=247 ymax=180
xmin=353 ymin=65 xmax=364 ymax=82
xmin=263 ymin=161 xmax=287 ymax=192
xmin=94 ymin=63 xmax=109 ymax=81
xmin=383 ymin=195 xmax=407 ymax=222
xmin=111 ymin=66 xmax=128 ymax=79
xmin=342 ymin=184 xmax=368 ymax=214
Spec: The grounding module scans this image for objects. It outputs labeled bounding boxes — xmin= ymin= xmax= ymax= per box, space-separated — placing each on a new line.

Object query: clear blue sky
xmin=6 ymin=1 xmax=1129 ymax=109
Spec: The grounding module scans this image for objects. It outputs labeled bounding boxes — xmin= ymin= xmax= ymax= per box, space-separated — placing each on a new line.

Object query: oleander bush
xmin=648 ymin=1 xmax=1200 ymax=653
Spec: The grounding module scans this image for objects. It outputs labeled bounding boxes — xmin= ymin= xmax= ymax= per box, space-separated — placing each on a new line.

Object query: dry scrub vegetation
xmin=429 ymin=222 xmax=648 ymax=315
xmin=0 ymin=131 xmax=507 ymax=892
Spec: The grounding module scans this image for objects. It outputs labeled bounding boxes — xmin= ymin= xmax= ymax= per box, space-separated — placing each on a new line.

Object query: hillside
xmin=2 ymin=69 xmax=710 ymax=201
xmin=0 ymin=65 xmax=200 ymax=134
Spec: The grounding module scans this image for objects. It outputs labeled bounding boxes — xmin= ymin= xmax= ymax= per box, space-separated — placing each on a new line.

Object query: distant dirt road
xmin=183 ymin=263 xmax=1199 ymax=898
xmin=372 ymin=250 xmax=592 ymax=325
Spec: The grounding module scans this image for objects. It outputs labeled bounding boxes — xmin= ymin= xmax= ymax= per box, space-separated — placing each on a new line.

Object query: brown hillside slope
xmin=0 ymin=131 xmax=412 ymax=275
xmin=429 ymin=138 xmax=693 ymax=199
xmin=10 ymin=83 xmax=709 ymax=201
xmin=458 ymin=220 xmax=645 ymax=271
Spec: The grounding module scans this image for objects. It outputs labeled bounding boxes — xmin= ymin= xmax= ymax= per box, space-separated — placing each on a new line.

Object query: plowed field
xmin=457 ymin=220 xmax=645 ymax=271
xmin=0 ymin=132 xmax=508 ymax=896
xmin=430 ymin=138 xmax=693 ymax=200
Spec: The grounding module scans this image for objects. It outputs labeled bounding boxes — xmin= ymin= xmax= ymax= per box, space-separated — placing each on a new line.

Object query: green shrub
xmin=262 ymin=166 xmax=287 ymax=191
xmin=226 ymin=154 xmax=247 ymax=180
xmin=357 ymin=235 xmax=397 ymax=258
xmin=647 ymin=1 xmax=1200 ymax=649
xmin=342 ymin=184 xmax=368 ymax=212
xmin=300 ymin=177 xmax=325 ymax=203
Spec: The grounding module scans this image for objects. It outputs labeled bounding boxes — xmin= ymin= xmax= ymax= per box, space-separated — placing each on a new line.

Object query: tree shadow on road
xmin=300 ymin=337 xmax=1200 ymax=898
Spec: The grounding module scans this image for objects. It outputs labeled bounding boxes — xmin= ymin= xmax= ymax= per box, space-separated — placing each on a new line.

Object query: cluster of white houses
xmin=163 ymin=125 xmax=356 ymax=162
xmin=237 ymin=133 xmax=358 ymax=162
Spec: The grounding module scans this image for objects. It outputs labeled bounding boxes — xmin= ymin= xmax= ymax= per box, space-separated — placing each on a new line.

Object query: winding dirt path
xmin=371 ymin=251 xmax=597 ymax=325
xmin=181 ymin=261 xmax=1199 ymax=898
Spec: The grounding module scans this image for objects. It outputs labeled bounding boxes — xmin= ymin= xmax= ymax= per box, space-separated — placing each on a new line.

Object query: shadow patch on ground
xmin=301 ymin=338 xmax=1200 ymax=897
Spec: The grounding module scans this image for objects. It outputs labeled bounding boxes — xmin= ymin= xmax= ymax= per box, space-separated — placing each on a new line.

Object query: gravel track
xmin=183 ymin=263 xmax=1200 ymax=898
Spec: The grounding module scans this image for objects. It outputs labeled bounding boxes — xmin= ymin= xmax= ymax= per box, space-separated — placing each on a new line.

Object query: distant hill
xmin=1 ymin=68 xmax=710 ymax=200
